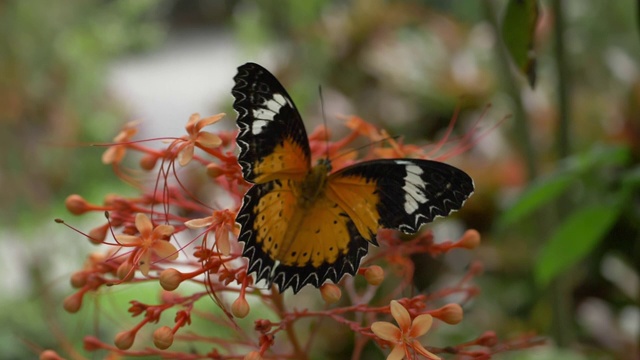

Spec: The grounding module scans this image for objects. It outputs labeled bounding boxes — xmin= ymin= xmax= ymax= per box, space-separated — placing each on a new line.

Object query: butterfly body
xmin=232 ymin=63 xmax=474 ymax=293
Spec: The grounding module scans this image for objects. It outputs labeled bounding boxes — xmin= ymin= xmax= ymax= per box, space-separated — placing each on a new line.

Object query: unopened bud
xmin=159 ymin=268 xmax=183 ymax=291
xmin=476 ymin=330 xmax=498 ymax=347
xmin=114 ymin=330 xmax=136 ymax=350
xmin=364 ymin=265 xmax=384 ymax=286
xmin=140 ymin=154 xmax=158 ymax=171
xmin=63 ymin=292 xmax=84 ymax=313
xmin=458 ymin=229 xmax=481 ymax=249
xmin=65 ymin=194 xmax=88 ymax=215
xmin=320 ymin=283 xmax=342 ymax=304
xmin=232 ymin=296 xmax=250 ymax=318
xmin=206 ymin=163 xmax=225 ymax=178
xmin=117 ymin=261 xmax=135 ymax=282
xmin=88 ymin=224 xmax=108 ymax=244
xmin=70 ymin=271 xmax=87 ymax=288
xmin=153 ymin=326 xmax=174 ymax=349
xmin=433 ymin=303 xmax=464 ymax=325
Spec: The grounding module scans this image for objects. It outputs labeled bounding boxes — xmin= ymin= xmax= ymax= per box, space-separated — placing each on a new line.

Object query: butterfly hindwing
xmin=328 ymin=159 xmax=474 ymax=234
xmin=232 ymin=62 xmax=311 ymax=183
xmin=236 ymin=177 xmax=369 ymax=293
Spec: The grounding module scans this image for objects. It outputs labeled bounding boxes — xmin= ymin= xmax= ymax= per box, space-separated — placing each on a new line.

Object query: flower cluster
xmin=47 ymin=113 xmax=542 ymax=359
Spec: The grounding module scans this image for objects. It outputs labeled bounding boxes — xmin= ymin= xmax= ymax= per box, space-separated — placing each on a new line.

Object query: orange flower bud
xmin=39 ymin=350 xmax=64 ymax=360
xmin=232 ymin=296 xmax=250 ymax=318
xmin=206 ymin=163 xmax=225 ymax=178
xmin=457 ymin=229 xmax=481 ymax=249
xmin=320 ymin=283 xmax=342 ymax=304
xmin=114 ymin=330 xmax=136 ymax=350
xmin=65 ymin=194 xmax=88 ymax=215
xmin=153 ymin=326 xmax=174 ymax=349
xmin=117 ymin=261 xmax=135 ymax=282
xmin=88 ymin=224 xmax=108 ymax=245
xmin=476 ymin=330 xmax=498 ymax=347
xmin=433 ymin=303 xmax=463 ymax=325
xmin=159 ymin=268 xmax=183 ymax=291
xmin=364 ymin=265 xmax=384 ymax=286
xmin=140 ymin=153 xmax=158 ymax=171
xmin=70 ymin=271 xmax=87 ymax=288
xmin=63 ymin=292 xmax=84 ymax=313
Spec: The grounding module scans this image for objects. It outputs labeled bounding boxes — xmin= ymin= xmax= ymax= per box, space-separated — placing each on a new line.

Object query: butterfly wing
xmin=232 ymin=62 xmax=311 ymax=183
xmin=236 ymin=178 xmax=369 ymax=293
xmin=327 ymin=159 xmax=474 ymax=237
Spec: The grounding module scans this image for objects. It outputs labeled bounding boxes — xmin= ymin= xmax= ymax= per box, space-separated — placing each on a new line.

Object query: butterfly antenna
xmin=318 ymin=85 xmax=331 ymax=160
xmin=331 ymin=135 xmax=401 ymax=162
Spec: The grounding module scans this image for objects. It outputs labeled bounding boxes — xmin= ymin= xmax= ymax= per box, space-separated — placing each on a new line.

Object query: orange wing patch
xmin=277 ymin=194 xmax=352 ymax=267
xmin=251 ymin=180 xmax=352 ymax=268
xmin=326 ymin=175 xmax=381 ymax=244
xmin=252 ymin=180 xmax=297 ymax=257
xmin=236 ymin=177 xmax=371 ymax=293
xmin=252 ymin=137 xmax=309 ymax=183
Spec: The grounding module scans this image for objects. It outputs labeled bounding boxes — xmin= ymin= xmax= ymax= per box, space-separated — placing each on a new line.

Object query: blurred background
xmin=1 ymin=0 xmax=639 ymax=359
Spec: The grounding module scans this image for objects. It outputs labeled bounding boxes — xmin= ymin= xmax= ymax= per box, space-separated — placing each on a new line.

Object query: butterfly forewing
xmin=232 ymin=62 xmax=311 ymax=183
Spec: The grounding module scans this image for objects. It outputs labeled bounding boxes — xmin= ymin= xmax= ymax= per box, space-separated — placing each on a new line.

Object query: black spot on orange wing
xmin=236 ymin=180 xmax=370 ymax=294
xmin=271 ymin=217 xmax=369 ymax=294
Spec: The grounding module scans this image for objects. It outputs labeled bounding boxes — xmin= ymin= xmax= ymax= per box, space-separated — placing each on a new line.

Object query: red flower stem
xmin=270 ymin=289 xmax=306 ymax=360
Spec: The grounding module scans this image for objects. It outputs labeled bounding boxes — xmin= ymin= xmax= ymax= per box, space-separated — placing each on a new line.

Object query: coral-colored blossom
xmin=102 ymin=121 xmax=139 ymax=165
xmin=371 ymin=300 xmax=440 ymax=360
xmin=115 ymin=213 xmax=178 ymax=276
xmin=185 ymin=209 xmax=236 ymax=256
xmin=178 ymin=113 xmax=224 ymax=166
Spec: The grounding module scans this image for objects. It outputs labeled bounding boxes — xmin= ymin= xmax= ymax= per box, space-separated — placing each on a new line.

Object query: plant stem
xmin=271 ymin=289 xmax=307 ymax=359
xmin=481 ymin=0 xmax=538 ymax=180
xmin=550 ymin=0 xmax=575 ymax=346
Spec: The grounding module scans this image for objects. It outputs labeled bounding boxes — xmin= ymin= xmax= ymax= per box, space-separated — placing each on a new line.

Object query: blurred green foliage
xmin=0 ymin=0 xmax=164 ymax=226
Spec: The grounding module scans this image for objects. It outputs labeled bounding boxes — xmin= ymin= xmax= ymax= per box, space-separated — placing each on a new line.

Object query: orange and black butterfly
xmin=232 ymin=63 xmax=474 ymax=293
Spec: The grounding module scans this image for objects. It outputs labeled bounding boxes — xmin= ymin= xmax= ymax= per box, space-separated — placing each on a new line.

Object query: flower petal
xmin=390 ymin=300 xmax=411 ymax=333
xmin=215 ymin=227 xmax=230 ymax=256
xmin=185 ymin=217 xmax=214 ymax=229
xmin=152 ymin=224 xmax=175 ymax=238
xmin=152 ymin=240 xmax=179 ymax=261
xmin=186 ymin=113 xmax=200 ymax=131
xmin=196 ymin=113 xmax=224 ymax=130
xmin=135 ymin=213 xmax=153 ymax=235
xmin=115 ymin=234 xmax=140 ymax=245
xmin=411 ymin=340 xmax=440 ymax=360
xmin=178 ymin=143 xmax=195 ymax=166
xmin=138 ymin=251 xmax=151 ymax=277
xmin=196 ymin=131 xmax=222 ymax=148
xmin=387 ymin=344 xmax=407 ymax=360
xmin=409 ymin=314 xmax=433 ymax=338
xmin=102 ymin=145 xmax=125 ymax=165
xmin=371 ymin=322 xmax=401 ymax=342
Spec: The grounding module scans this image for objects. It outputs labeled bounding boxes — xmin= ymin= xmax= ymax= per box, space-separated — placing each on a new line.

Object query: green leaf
xmin=501 ymin=0 xmax=539 ymax=87
xmin=496 ymin=172 xmax=574 ymax=230
xmin=535 ymin=203 xmax=623 ymax=287
xmin=497 ymin=145 xmax=631 ymax=230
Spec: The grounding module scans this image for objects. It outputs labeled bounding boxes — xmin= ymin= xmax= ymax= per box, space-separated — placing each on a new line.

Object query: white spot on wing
xmin=251 ymin=96 xmax=287 ymax=135
xmin=402 ymin=165 xmax=428 ymax=215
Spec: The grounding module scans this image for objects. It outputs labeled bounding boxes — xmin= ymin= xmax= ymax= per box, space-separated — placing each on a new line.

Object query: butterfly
xmin=232 ymin=62 xmax=474 ymax=293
